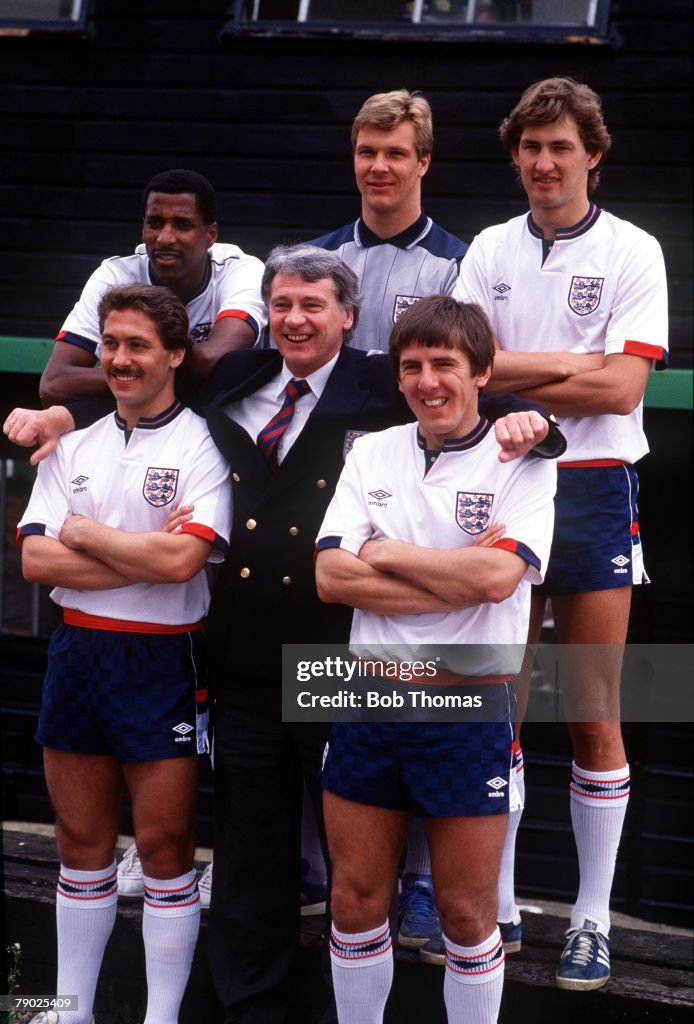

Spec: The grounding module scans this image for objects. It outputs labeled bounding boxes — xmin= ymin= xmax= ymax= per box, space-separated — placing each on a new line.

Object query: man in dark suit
xmin=195 ymin=245 xmax=561 ymax=1024
xmin=199 ymin=246 xmax=413 ymax=1023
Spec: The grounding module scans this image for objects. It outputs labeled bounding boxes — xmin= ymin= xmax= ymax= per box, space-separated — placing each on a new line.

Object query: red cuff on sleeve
xmin=623 ymin=340 xmax=666 ymax=361
xmin=214 ymin=309 xmax=250 ymax=323
xmin=180 ymin=522 xmax=216 ymax=543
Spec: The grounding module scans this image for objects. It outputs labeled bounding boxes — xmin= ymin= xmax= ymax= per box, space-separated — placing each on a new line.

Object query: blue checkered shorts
xmin=36 ymin=624 xmax=209 ymax=764
xmin=321 ymin=683 xmax=515 ymax=817
xmin=538 ymin=463 xmax=647 ymax=596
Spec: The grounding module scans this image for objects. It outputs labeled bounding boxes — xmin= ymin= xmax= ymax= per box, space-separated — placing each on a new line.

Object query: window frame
xmin=0 ymin=0 xmax=89 ymax=36
xmin=223 ymin=0 xmax=613 ymax=44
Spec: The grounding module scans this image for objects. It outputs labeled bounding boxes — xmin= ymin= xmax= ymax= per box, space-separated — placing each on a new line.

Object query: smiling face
xmin=512 ymin=116 xmax=602 ymax=233
xmin=267 ymin=273 xmax=353 ymax=378
xmin=142 ymin=191 xmax=218 ymax=301
xmin=397 ymin=342 xmax=491 ymax=450
xmin=100 ymin=309 xmax=184 ymax=428
xmin=353 ymin=121 xmax=430 ymax=235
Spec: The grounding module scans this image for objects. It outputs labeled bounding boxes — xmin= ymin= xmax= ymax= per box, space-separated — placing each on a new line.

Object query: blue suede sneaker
xmin=419 ymin=918 xmax=521 ymax=967
xmin=397 ymin=873 xmax=441 ymax=950
xmin=498 ymin=913 xmax=522 ymax=954
xmin=418 ymin=932 xmax=445 ymax=966
xmin=556 ymin=924 xmax=610 ymax=990
xmin=300 ymin=857 xmax=327 ymax=916
xmin=300 ymin=876 xmax=327 ymax=916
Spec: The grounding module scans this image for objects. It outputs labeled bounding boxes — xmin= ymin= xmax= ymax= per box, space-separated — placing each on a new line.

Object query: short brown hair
xmin=98 ymin=283 xmax=192 ymax=357
xmin=351 ymin=89 xmax=433 ymax=158
xmin=499 ymin=77 xmax=612 ymax=194
xmin=389 ymin=295 xmax=495 ymax=379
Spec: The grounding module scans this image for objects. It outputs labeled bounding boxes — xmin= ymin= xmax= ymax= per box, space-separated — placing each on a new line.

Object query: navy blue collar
xmin=357 ymin=211 xmax=429 ymax=250
xmin=417 ymin=416 xmax=493 ymax=455
xmin=115 ymin=399 xmax=184 ymax=432
xmin=527 ymin=202 xmax=601 ymax=241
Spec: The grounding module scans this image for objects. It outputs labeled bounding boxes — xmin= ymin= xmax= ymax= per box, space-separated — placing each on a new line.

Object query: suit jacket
xmin=201 ymin=345 xmax=411 ymax=687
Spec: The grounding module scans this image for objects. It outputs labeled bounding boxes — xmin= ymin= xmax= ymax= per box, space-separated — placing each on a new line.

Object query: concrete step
xmin=3 ymin=825 xmax=692 ymax=1023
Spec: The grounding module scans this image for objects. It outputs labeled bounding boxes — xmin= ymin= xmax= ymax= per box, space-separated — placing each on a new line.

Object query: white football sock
xmin=497 ymin=743 xmax=524 ymax=924
xmin=443 ymin=928 xmax=505 ymax=1023
xmin=56 ymin=861 xmax=118 ymax=1024
xmin=330 ymin=920 xmax=393 ymax=1024
xmin=569 ymin=761 xmax=630 ymax=935
xmin=142 ymin=869 xmax=200 ymax=1024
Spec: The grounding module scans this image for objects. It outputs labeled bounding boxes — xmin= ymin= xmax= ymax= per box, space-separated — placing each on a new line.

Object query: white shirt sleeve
xmin=452 ymin=234 xmax=492 ymax=314
xmin=490 ymin=457 xmax=557 ymax=586
xmin=604 ymin=232 xmax=669 ymax=358
xmin=176 ymin=428 xmax=232 ymax=562
xmin=57 ymin=259 xmax=123 ymax=356
xmin=17 ymin=444 xmax=71 ymax=540
xmin=316 ymin=443 xmax=374 ymax=557
xmin=212 ymin=248 xmax=267 ymax=338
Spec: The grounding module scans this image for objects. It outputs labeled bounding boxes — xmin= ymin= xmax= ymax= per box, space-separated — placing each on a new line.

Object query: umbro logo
xmin=493 ymin=282 xmax=511 ymax=301
xmin=487 ymin=775 xmax=507 ymax=798
xmin=173 ymin=721 xmax=193 ymax=743
xmin=71 ymin=474 xmax=89 ymax=493
xmin=368 ymin=489 xmax=392 ymax=508
xmin=611 ymin=554 xmax=629 ymax=567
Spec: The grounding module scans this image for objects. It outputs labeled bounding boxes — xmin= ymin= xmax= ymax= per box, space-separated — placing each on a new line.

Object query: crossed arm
xmin=22 ymin=508 xmax=211 ymax=590
xmin=486 ymin=351 xmax=651 ymax=417
xmin=186 ymin=317 xmax=256 ymax=380
xmin=39 ymin=344 xmax=109 ymax=406
xmin=316 ymin=526 xmax=527 ymax=615
xmin=22 ymin=534 xmax=132 ymax=590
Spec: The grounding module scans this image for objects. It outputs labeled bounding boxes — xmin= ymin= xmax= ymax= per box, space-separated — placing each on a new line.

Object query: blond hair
xmin=351 ymin=89 xmax=433 ymax=158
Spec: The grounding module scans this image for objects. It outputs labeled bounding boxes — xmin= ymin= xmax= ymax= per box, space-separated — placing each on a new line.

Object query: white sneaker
xmin=199 ymin=861 xmax=213 ymax=910
xmin=117 ymin=842 xmax=144 ymax=898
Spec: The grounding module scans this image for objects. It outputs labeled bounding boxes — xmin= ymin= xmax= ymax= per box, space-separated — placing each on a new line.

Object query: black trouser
xmin=207 ymin=683 xmax=333 ymax=1024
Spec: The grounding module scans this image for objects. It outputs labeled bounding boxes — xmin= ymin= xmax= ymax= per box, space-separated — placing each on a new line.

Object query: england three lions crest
xmin=393 ymin=294 xmax=421 ymax=324
xmin=191 ymin=321 xmax=212 ymax=344
xmin=143 ymin=467 xmax=179 ymax=507
xmin=343 ymin=429 xmax=369 ymax=459
xmin=456 ymin=492 xmax=493 ymax=535
xmin=568 ymin=276 xmax=604 ymax=316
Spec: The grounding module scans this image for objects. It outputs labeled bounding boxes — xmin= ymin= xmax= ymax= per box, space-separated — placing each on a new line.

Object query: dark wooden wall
xmin=0 ymin=0 xmax=691 ymax=366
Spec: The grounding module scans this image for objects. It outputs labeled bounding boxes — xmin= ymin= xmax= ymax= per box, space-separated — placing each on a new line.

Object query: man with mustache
xmin=16 ymin=283 xmax=231 ymax=1024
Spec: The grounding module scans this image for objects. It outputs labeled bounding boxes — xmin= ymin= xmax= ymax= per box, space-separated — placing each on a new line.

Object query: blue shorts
xmin=538 ymin=463 xmax=647 ymax=596
xmin=321 ymin=684 xmax=515 ymax=817
xmin=36 ymin=624 xmax=209 ymax=764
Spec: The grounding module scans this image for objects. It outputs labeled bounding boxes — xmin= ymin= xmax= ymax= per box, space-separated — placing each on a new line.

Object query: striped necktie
xmin=257 ymin=377 xmax=312 ymax=470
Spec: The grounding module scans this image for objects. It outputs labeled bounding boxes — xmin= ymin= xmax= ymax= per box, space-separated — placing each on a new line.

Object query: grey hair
xmin=261 ymin=244 xmax=362 ymax=343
